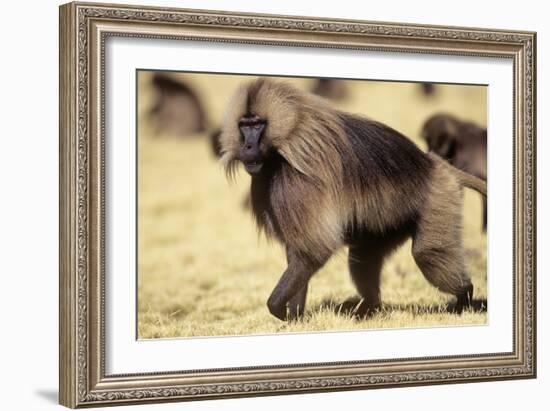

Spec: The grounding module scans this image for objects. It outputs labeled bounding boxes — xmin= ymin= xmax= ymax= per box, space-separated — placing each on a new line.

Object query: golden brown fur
xmin=220 ymin=79 xmax=487 ymax=320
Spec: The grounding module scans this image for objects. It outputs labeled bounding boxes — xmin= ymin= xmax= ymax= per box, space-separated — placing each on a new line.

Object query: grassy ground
xmin=137 ymin=72 xmax=487 ymax=339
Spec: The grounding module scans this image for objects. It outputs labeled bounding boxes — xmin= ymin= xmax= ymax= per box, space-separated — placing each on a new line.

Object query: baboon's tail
xmin=431 ymin=154 xmax=487 ymax=196
xmin=454 ymin=167 xmax=487 ymax=196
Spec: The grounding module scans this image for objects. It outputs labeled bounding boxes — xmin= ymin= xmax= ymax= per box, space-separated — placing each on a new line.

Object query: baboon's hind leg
xmin=348 ymin=228 xmax=411 ymax=316
xmin=348 ymin=245 xmax=385 ymax=313
xmin=412 ymin=186 xmax=473 ymax=313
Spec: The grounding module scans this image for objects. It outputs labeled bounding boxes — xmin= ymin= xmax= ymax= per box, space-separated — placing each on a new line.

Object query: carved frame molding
xmin=59 ymin=2 xmax=536 ymax=407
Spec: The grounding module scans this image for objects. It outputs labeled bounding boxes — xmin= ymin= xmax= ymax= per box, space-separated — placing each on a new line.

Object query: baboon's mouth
xmin=244 ymin=161 xmax=264 ymax=175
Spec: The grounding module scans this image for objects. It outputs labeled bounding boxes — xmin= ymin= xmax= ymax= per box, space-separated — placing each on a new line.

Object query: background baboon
xmin=149 ymin=73 xmax=207 ymax=136
xmin=421 ymin=113 xmax=487 ymax=230
xmin=311 ymin=78 xmax=348 ymax=101
xmin=420 ymin=82 xmax=436 ymax=96
xmin=221 ymin=79 xmax=486 ymax=321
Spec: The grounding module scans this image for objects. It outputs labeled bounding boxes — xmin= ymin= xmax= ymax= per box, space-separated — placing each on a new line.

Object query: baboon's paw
xmin=453 ymin=284 xmax=474 ymax=314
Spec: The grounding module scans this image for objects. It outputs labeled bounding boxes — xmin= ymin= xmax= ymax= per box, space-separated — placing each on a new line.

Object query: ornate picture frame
xmin=59 ymin=1 xmax=536 ymax=408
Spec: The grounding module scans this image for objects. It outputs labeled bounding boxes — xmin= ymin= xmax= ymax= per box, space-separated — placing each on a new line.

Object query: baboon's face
xmin=220 ymin=79 xmax=310 ymax=178
xmin=237 ymin=114 xmax=269 ymax=175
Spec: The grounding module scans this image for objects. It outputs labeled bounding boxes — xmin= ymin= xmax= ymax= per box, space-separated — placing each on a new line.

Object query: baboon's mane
xmin=220 ymin=78 xmax=433 ymax=256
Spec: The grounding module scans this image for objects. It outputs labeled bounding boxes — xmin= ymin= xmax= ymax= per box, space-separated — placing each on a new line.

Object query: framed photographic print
xmin=59 ymin=1 xmax=537 ymax=408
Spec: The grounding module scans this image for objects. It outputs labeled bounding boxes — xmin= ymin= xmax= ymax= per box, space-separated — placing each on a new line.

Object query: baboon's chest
xmin=250 ymin=177 xmax=283 ymax=240
xmin=250 ymin=173 xmax=313 ymax=244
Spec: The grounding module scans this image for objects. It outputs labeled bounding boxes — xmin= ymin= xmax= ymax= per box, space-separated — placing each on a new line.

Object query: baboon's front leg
xmin=267 ymin=248 xmax=327 ymax=321
xmin=286 ymin=284 xmax=308 ymax=320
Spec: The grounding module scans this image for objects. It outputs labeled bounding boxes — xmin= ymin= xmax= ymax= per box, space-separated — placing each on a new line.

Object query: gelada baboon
xmin=421 ymin=113 xmax=487 ymax=231
xmin=220 ymin=79 xmax=487 ymax=321
xmin=149 ymin=73 xmax=206 ymax=136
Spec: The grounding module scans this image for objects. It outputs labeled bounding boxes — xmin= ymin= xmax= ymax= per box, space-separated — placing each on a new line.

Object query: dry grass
xmin=137 ymin=72 xmax=487 ymax=339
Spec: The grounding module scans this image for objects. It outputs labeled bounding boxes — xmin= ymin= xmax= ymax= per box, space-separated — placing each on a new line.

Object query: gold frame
xmin=59 ymin=2 xmax=537 ymax=408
